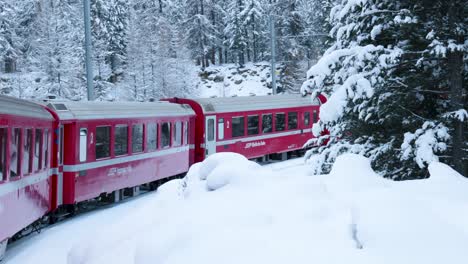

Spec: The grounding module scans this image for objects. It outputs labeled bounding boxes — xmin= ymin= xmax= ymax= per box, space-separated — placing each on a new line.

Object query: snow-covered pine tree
xmin=185 ymin=0 xmax=216 ymax=69
xmin=225 ymin=0 xmax=248 ymax=67
xmin=0 ymin=1 xmax=18 ymax=74
xmin=302 ymin=0 xmax=466 ymax=179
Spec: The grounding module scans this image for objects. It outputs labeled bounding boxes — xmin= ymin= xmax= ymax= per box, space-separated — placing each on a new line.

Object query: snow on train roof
xmin=0 ymin=95 xmax=54 ymax=120
xmin=192 ymin=94 xmax=320 ymax=113
xmin=49 ymin=101 xmax=195 ymax=121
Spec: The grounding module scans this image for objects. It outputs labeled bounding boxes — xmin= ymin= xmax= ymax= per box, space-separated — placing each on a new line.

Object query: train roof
xmin=48 ymin=101 xmax=195 ymax=121
xmin=0 ymin=95 xmax=54 ymax=120
xmin=189 ymin=94 xmax=320 ymax=114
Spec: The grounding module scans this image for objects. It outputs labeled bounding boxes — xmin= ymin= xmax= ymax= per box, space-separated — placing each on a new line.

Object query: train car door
xmin=205 ymin=116 xmax=217 ymax=157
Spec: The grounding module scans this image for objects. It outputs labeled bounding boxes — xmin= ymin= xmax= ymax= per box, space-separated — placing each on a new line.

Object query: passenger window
xmin=96 ymin=126 xmax=110 ymax=159
xmin=23 ymin=129 xmax=33 ymax=174
xmin=79 ymin=128 xmax=87 ymax=162
xmin=218 ymin=118 xmax=224 ymax=140
xmin=10 ymin=128 xmax=20 ymax=178
xmin=34 ymin=129 xmax=42 ymax=170
xmin=288 ymin=112 xmax=298 ymax=130
xmin=304 ymin=112 xmax=310 ymax=127
xmin=59 ymin=127 xmax=64 ymax=165
xmin=115 ymin=126 xmax=128 ymax=156
xmin=132 ymin=124 xmax=143 ymax=153
xmin=0 ymin=128 xmax=6 ymax=180
xmin=207 ymin=119 xmax=214 ymax=141
xmin=232 ymin=117 xmax=245 ymax=137
xmin=184 ymin=121 xmax=189 ymax=145
xmin=313 ymin=110 xmax=318 ymax=123
xmin=43 ymin=130 xmax=49 ymax=169
xmin=146 ymin=123 xmax=157 ymax=151
xmin=161 ymin=123 xmax=171 ymax=148
xmin=173 ymin=122 xmax=182 ymax=146
xmin=262 ymin=114 xmax=273 ymax=133
xmin=248 ymin=115 xmax=259 ymax=135
xmin=275 ymin=113 xmax=285 ymax=131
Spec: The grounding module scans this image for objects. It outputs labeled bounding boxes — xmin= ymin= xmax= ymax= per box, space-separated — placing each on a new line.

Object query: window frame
xmin=0 ymin=127 xmax=7 ymax=181
xmin=95 ymin=126 xmax=111 ymax=160
xmin=231 ymin=116 xmax=245 ymax=138
xmin=79 ymin=128 xmax=88 ymax=163
xmin=247 ymin=115 xmax=260 ymax=135
xmin=33 ymin=129 xmax=43 ymax=171
xmin=23 ymin=128 xmax=33 ymax=175
xmin=218 ymin=118 xmax=224 ymax=140
xmin=184 ymin=121 xmax=189 ymax=145
xmin=10 ymin=128 xmax=21 ymax=179
xmin=146 ymin=123 xmax=158 ymax=151
xmin=132 ymin=124 xmax=144 ymax=153
xmin=304 ymin=112 xmax=310 ymax=127
xmin=288 ymin=112 xmax=298 ymax=130
xmin=43 ymin=129 xmax=49 ymax=169
xmin=173 ymin=121 xmax=183 ymax=147
xmin=114 ymin=125 xmax=129 ymax=156
xmin=313 ymin=110 xmax=318 ymax=124
xmin=262 ymin=114 xmax=273 ymax=134
xmin=161 ymin=122 xmax=171 ymax=148
xmin=275 ymin=113 xmax=285 ymax=132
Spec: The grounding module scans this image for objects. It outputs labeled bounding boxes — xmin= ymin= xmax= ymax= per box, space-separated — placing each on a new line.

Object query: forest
xmin=0 ymin=0 xmax=330 ymax=100
xmin=0 ymin=0 xmax=466 ymax=178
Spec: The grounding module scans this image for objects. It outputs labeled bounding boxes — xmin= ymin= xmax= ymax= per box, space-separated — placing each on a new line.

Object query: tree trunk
xmin=447 ymin=1 xmax=467 ymax=176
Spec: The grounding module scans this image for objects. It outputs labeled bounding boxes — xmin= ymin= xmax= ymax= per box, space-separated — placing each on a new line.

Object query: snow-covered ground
xmin=4 ymin=153 xmax=468 ymax=264
xmin=198 ymin=62 xmax=281 ymax=98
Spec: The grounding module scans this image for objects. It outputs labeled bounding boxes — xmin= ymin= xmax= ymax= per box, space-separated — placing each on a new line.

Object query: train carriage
xmin=46 ymin=101 xmax=195 ymax=206
xmin=0 ymin=95 xmax=56 ymax=257
xmin=165 ymin=94 xmax=323 ymax=162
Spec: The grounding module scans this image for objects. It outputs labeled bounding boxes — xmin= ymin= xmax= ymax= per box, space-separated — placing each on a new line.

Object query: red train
xmin=0 ymin=94 xmax=325 ymax=259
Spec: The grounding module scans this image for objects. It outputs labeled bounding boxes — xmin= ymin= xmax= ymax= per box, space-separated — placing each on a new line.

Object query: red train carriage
xmin=165 ymin=94 xmax=323 ymax=162
xmin=46 ymin=101 xmax=195 ymax=206
xmin=0 ymin=95 xmax=55 ymax=257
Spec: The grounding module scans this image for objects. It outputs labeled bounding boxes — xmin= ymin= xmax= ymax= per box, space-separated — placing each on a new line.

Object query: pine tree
xmin=302 ymin=0 xmax=467 ymax=179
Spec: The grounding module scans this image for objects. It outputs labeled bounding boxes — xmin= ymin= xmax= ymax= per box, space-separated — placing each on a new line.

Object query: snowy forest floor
xmin=197 ymin=62 xmax=281 ymax=98
xmin=4 ymin=154 xmax=468 ymax=264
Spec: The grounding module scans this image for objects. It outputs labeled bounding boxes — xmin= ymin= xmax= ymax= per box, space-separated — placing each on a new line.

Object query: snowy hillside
xmin=198 ymin=62 xmax=283 ymax=98
xmin=5 ymin=153 xmax=468 ymax=264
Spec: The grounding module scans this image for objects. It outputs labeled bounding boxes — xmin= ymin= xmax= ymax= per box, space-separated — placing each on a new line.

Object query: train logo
xmin=245 ymin=141 xmax=266 ymax=149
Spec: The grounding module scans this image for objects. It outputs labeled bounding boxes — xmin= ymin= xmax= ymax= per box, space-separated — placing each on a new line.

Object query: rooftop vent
xmin=53 ymin=103 xmax=68 ymax=111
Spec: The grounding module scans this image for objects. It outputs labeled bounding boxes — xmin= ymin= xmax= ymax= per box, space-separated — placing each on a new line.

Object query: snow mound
xmin=206 ymin=160 xmax=262 ymax=191
xmin=198 ymin=152 xmax=248 ymax=180
xmin=428 ymin=161 xmax=465 ymax=182
xmin=327 ymin=154 xmax=386 ymax=193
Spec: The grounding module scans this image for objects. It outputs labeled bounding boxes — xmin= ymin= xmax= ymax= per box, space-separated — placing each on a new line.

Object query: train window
xmin=232 ymin=117 xmax=245 ymax=138
xmin=173 ymin=122 xmax=182 ymax=146
xmin=288 ymin=112 xmax=298 ymax=130
xmin=96 ymin=126 xmax=110 ymax=159
xmin=132 ymin=124 xmax=144 ymax=153
xmin=184 ymin=121 xmax=189 ymax=145
xmin=161 ymin=123 xmax=171 ymax=148
xmin=0 ymin=128 xmax=6 ymax=180
xmin=218 ymin=119 xmax=224 ymax=140
xmin=10 ymin=128 xmax=21 ymax=178
xmin=262 ymin=114 xmax=273 ymax=133
xmin=146 ymin=123 xmax=157 ymax=151
xmin=79 ymin=129 xmax=87 ymax=162
xmin=59 ymin=126 xmax=64 ymax=165
xmin=43 ymin=130 xmax=49 ymax=169
xmin=304 ymin=112 xmax=310 ymax=127
xmin=115 ymin=126 xmax=128 ymax=156
xmin=275 ymin=113 xmax=285 ymax=131
xmin=207 ymin=119 xmax=215 ymax=141
xmin=34 ymin=129 xmax=43 ymax=170
xmin=313 ymin=110 xmax=318 ymax=124
xmin=23 ymin=129 xmax=33 ymax=174
xmin=248 ymin=115 xmax=259 ymax=135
